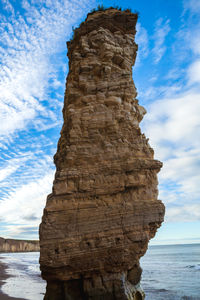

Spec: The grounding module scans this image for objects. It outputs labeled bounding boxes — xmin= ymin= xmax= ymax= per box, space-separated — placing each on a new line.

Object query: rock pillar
xmin=39 ymin=8 xmax=165 ymax=300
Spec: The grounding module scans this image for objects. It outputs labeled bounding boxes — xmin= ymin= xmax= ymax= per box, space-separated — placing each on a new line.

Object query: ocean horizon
xmin=141 ymin=243 xmax=200 ymax=300
xmin=0 ymin=243 xmax=200 ymax=300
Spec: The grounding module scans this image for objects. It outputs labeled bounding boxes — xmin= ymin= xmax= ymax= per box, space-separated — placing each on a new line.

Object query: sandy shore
xmin=0 ymin=258 xmax=26 ymax=300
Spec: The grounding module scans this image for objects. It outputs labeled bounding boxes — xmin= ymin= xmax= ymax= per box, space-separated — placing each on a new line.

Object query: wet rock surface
xmin=39 ymin=8 xmax=165 ymax=300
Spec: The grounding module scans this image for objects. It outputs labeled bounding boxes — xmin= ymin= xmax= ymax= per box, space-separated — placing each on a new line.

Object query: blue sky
xmin=0 ymin=0 xmax=199 ymax=245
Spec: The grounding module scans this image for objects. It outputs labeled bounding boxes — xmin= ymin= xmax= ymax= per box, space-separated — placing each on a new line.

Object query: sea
xmin=141 ymin=243 xmax=200 ymax=300
xmin=0 ymin=243 xmax=199 ymax=300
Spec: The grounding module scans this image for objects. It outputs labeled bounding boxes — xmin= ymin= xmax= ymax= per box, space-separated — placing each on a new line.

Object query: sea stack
xmin=39 ymin=8 xmax=165 ymax=300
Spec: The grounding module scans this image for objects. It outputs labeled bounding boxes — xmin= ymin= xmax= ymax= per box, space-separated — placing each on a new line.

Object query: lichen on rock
xmin=39 ymin=8 xmax=165 ymax=300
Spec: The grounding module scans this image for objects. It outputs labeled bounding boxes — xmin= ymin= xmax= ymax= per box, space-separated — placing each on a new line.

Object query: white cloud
xmin=0 ymin=157 xmax=29 ymax=182
xmin=152 ymin=18 xmax=170 ymax=63
xmin=0 ymin=0 xmax=96 ymax=239
xmin=143 ymin=90 xmax=200 ymax=222
xmin=2 ymin=224 xmax=39 ymax=239
xmin=1 ymin=0 xmax=199 ymax=241
xmin=1 ymin=0 xmax=15 ymax=14
xmin=141 ymin=5 xmax=200 ymax=220
xmin=144 ymin=92 xmax=200 ymax=151
xmin=135 ymin=22 xmax=149 ymax=62
xmin=181 ymin=0 xmax=200 ymax=60
xmin=166 ymin=204 xmax=200 ymax=222
xmin=0 ymin=171 xmax=54 ymax=227
xmin=138 ymin=0 xmax=200 ymax=226
xmin=190 ymin=35 xmax=200 ymax=56
xmin=0 ymin=0 xmax=94 ymax=141
xmin=183 ymin=0 xmax=200 ymax=14
xmin=188 ymin=59 xmax=200 ymax=84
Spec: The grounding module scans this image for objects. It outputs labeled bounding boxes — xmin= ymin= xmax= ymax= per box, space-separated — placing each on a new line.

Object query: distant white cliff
xmin=0 ymin=237 xmax=39 ymax=252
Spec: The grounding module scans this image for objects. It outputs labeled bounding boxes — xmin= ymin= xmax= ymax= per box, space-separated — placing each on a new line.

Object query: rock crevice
xmin=40 ymin=8 xmax=165 ymax=300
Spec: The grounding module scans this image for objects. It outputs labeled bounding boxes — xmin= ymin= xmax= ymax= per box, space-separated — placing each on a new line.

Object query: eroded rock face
xmin=39 ymin=8 xmax=165 ymax=300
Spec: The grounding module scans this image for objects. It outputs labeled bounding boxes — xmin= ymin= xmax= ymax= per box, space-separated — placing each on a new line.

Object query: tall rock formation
xmin=40 ymin=8 xmax=165 ymax=300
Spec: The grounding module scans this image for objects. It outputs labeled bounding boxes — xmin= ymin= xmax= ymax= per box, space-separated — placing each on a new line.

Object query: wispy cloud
xmin=134 ymin=0 xmax=200 ymax=226
xmin=2 ymin=224 xmax=41 ymax=239
xmin=143 ymin=83 xmax=200 ymax=223
xmin=144 ymin=86 xmax=200 ymax=221
xmin=139 ymin=1 xmax=200 ymax=224
xmin=135 ymin=22 xmax=149 ymax=63
xmin=0 ymin=171 xmax=54 ymax=238
xmin=183 ymin=0 xmax=200 ymax=14
xmin=0 ymin=156 xmax=28 ymax=182
xmin=1 ymin=0 xmax=15 ymax=14
xmin=0 ymin=0 xmax=95 ymax=239
xmin=1 ymin=0 xmax=200 ymax=241
xmin=188 ymin=60 xmax=200 ymax=84
xmin=152 ymin=18 xmax=170 ymax=63
xmin=0 ymin=0 xmax=94 ymax=140
xmin=166 ymin=204 xmax=200 ymax=222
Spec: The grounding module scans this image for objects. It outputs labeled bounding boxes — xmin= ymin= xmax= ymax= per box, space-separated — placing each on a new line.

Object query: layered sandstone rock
xmin=0 ymin=237 xmax=39 ymax=252
xmin=40 ymin=8 xmax=165 ymax=300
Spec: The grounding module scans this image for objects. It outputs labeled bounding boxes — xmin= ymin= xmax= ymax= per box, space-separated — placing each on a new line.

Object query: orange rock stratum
xmin=39 ymin=8 xmax=165 ymax=300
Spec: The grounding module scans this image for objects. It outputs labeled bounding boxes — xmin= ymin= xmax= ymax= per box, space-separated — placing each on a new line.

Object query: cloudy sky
xmin=0 ymin=0 xmax=199 ymax=245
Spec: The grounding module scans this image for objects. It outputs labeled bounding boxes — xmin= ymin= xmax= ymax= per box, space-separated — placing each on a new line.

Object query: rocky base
xmin=44 ymin=272 xmax=144 ymax=300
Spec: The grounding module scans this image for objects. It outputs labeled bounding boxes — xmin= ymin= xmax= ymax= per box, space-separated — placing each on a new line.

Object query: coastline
xmin=0 ymin=258 xmax=26 ymax=300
